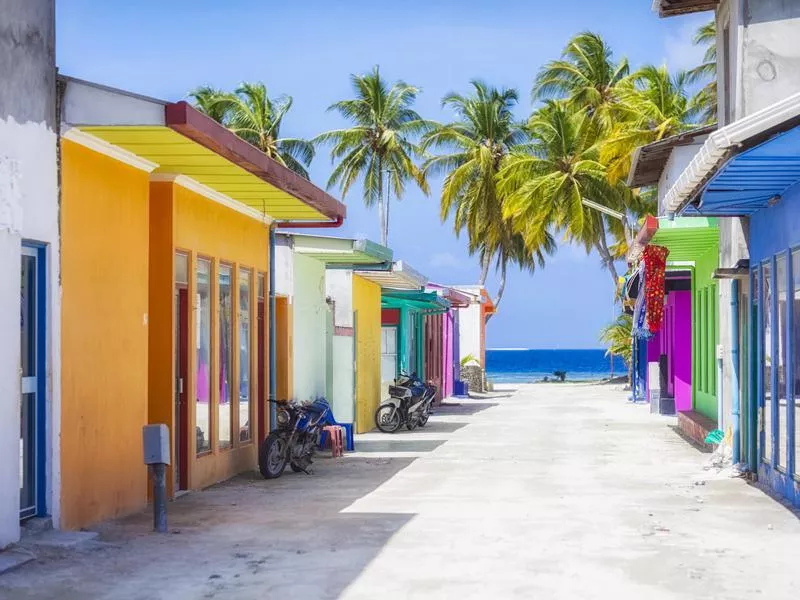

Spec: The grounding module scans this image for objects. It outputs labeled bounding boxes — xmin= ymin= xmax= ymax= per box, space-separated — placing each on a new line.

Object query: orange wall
xmin=170 ymin=183 xmax=270 ymax=490
xmin=353 ymin=275 xmax=382 ymax=433
xmin=60 ymin=140 xmax=150 ymax=529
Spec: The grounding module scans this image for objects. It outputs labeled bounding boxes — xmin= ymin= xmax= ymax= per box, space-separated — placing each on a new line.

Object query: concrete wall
xmin=354 ymin=276 xmax=381 ymax=433
xmin=657 ymin=143 xmax=706 ymax=214
xmin=60 ymin=140 xmax=150 ymax=530
xmin=326 ymin=270 xmax=355 ymax=424
xmin=457 ymin=303 xmax=482 ymax=365
xmin=292 ymin=253 xmax=329 ymax=402
xmin=0 ymin=0 xmax=57 ymax=546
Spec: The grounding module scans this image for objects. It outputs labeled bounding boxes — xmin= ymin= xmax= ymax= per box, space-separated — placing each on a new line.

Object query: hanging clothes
xmin=642 ymin=244 xmax=670 ymax=334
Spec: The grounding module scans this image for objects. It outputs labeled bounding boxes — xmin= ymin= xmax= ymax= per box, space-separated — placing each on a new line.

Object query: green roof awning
xmin=650 ymin=217 xmax=719 ymax=264
xmin=381 ymin=290 xmax=450 ymax=313
xmin=290 ymin=233 xmax=392 ymax=267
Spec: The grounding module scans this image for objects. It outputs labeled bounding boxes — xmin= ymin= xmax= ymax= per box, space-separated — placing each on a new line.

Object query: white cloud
xmin=662 ymin=19 xmax=707 ymax=72
xmin=429 ymin=252 xmax=463 ymax=269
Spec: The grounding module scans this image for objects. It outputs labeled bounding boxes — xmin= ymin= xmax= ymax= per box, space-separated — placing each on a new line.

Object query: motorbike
xmin=258 ymin=398 xmax=331 ymax=479
xmin=374 ymin=372 xmax=436 ymax=433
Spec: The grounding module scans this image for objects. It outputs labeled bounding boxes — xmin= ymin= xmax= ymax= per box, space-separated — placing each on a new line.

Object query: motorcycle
xmin=374 ymin=372 xmax=436 ymax=433
xmin=258 ymin=398 xmax=331 ymax=479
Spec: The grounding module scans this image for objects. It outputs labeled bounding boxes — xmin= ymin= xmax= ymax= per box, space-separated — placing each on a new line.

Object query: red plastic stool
xmin=322 ymin=425 xmax=344 ymax=457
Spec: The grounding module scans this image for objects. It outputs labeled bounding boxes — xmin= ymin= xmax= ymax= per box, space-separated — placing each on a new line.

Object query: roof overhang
xmin=714 ymin=259 xmax=751 ymax=280
xmin=289 ymin=233 xmax=392 ymax=268
xmin=652 ymin=0 xmax=718 ymax=17
xmin=59 ymin=76 xmax=346 ymax=223
xmin=426 ymin=283 xmax=472 ymax=308
xmin=627 ymin=125 xmax=716 ymax=188
xmin=664 ymin=92 xmax=800 ymax=217
xmin=381 ymin=290 xmax=450 ymax=313
xmin=633 ymin=216 xmax=719 ymax=265
xmin=355 ymin=260 xmax=427 ymax=290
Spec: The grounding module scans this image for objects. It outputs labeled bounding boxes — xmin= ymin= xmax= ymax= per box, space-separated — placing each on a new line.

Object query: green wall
xmin=692 ymin=243 xmax=720 ymax=421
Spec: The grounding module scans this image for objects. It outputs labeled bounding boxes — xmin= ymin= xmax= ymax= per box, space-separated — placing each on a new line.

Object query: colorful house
xmin=273 ymin=234 xmax=392 ymax=437
xmin=651 ymin=0 xmax=800 ymax=510
xmin=57 ymin=76 xmax=345 ymax=530
xmin=452 ymin=286 xmax=496 ymax=392
xmin=629 ymin=217 xmax=720 ymax=441
xmin=426 ymin=284 xmax=472 ymax=400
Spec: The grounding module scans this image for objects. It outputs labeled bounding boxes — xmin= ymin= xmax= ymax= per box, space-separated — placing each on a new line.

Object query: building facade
xmin=0 ymin=0 xmax=59 ymax=546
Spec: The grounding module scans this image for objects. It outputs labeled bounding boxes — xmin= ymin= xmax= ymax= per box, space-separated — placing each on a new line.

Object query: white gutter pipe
xmin=663 ymin=92 xmax=800 ymax=215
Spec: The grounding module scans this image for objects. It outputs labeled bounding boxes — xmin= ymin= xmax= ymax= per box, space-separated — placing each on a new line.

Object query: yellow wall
xmin=60 ymin=140 xmax=150 ymax=529
xmin=170 ymin=183 xmax=270 ymax=490
xmin=353 ymin=275 xmax=382 ymax=433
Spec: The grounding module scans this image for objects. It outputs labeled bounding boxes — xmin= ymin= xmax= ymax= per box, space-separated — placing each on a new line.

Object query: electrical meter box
xmin=143 ymin=424 xmax=171 ymax=465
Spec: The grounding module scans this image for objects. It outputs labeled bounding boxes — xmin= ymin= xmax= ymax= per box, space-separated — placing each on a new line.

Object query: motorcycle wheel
xmin=375 ymin=405 xmax=402 ymax=433
xmin=258 ymin=432 xmax=288 ymax=479
xmin=419 ymin=411 xmax=430 ymax=427
xmin=290 ymin=463 xmax=306 ymax=473
xmin=406 ymin=418 xmax=418 ymax=431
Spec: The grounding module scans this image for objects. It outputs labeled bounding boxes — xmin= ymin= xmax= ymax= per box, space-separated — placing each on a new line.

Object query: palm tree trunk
xmin=487 ymin=259 xmax=507 ymax=322
xmin=377 ymin=161 xmax=387 ymax=247
xmin=384 ymin=181 xmax=391 ymax=248
xmin=478 ymin=251 xmax=491 ymax=285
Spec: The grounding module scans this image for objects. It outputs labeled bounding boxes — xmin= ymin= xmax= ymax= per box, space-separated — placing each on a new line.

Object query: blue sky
xmin=56 ymin=0 xmax=709 ymax=349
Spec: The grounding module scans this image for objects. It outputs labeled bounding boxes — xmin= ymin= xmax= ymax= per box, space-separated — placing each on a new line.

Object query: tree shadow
xmin=0 ymin=458 xmax=420 ymax=600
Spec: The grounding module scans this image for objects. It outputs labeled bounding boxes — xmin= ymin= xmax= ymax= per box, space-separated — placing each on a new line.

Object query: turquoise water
xmin=486 ymin=348 xmax=626 ymax=383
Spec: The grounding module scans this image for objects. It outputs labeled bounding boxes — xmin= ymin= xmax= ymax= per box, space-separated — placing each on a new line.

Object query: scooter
xmin=374 ymin=372 xmax=436 ymax=433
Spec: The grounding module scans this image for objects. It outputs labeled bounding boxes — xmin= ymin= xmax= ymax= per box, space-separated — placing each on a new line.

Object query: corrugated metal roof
xmin=290 ymin=234 xmax=392 ymax=266
xmin=354 ymin=261 xmax=427 ymax=290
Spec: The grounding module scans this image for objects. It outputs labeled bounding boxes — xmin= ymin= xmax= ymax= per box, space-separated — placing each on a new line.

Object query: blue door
xmin=20 ymin=244 xmax=46 ymax=519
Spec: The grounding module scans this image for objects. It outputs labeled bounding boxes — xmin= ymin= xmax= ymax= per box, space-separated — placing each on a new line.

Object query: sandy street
xmin=1 ymin=384 xmax=799 ymax=599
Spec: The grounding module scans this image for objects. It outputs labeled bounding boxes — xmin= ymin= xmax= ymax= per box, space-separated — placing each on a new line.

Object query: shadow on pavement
xmin=435 ymin=401 xmax=499 ymax=416
xmin=0 ymin=457 xmax=418 ymax=600
xmin=354 ymin=439 xmax=447 ymax=453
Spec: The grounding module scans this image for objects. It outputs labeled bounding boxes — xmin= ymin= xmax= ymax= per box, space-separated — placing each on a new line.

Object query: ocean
xmin=486 ymin=348 xmax=626 ymax=383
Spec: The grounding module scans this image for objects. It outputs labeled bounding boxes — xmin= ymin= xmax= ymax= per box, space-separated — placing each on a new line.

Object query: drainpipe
xmin=269 ymin=215 xmax=344 ymax=429
xmin=731 ymin=279 xmax=741 ymax=465
xmin=269 ymin=225 xmax=277 ymax=430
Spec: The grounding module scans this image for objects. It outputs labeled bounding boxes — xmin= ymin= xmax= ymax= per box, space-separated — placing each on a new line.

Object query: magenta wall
xmin=442 ymin=311 xmax=455 ymax=398
xmin=645 ymin=290 xmax=692 ymax=411
xmin=668 ymin=291 xmax=692 ymax=412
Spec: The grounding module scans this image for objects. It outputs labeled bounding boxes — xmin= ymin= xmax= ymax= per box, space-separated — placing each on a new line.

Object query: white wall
xmin=273 ymin=234 xmax=294 ymax=298
xmin=658 ymin=143 xmax=706 ymax=214
xmin=0 ymin=109 xmax=59 ymax=543
xmin=292 ymin=253 xmax=329 ymax=402
xmin=457 ymin=303 xmax=482 ymax=363
xmin=326 ymin=270 xmax=355 ymax=423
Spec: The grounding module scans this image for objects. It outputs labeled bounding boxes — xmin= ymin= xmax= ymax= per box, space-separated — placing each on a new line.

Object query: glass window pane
xmin=763 ymin=261 xmax=772 ymax=464
xmin=793 ymin=251 xmax=800 ymax=478
xmin=175 ymin=253 xmax=188 ymax=285
xmin=239 ymin=269 xmax=251 ymax=443
xmin=21 ymin=255 xmax=36 ymax=377
xmin=381 ymin=327 xmax=397 ymax=382
xmin=219 ymin=264 xmax=233 ymax=450
xmin=196 ymin=258 xmax=212 ymax=454
xmin=776 ymin=255 xmax=787 ymax=470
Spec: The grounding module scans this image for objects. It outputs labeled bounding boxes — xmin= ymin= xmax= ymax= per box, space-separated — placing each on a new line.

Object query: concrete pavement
xmin=1 ymin=384 xmax=799 ymax=599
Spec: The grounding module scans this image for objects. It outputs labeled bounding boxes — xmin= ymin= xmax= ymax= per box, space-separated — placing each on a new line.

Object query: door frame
xmin=21 ymin=243 xmax=47 ymax=519
xmin=174 ymin=284 xmax=189 ymax=491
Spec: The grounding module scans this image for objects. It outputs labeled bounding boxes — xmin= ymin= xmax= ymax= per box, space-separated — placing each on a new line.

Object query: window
xmin=381 ymin=326 xmax=398 ymax=382
xmin=793 ymin=251 xmax=800 ymax=479
xmin=239 ymin=268 xmax=252 ymax=443
xmin=196 ymin=258 xmax=212 ymax=454
xmin=763 ymin=261 xmax=773 ymax=464
xmin=218 ymin=264 xmax=233 ymax=450
xmin=776 ymin=254 xmax=788 ymax=470
xmin=175 ymin=252 xmax=188 ymax=285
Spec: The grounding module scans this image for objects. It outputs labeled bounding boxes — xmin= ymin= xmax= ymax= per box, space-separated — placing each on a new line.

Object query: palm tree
xmin=189 ymin=86 xmax=230 ymax=124
xmin=499 ymin=101 xmax=625 ymax=285
xmin=599 ymin=312 xmax=633 ymax=381
xmin=533 ymin=32 xmax=630 ymax=128
xmin=314 ymin=66 xmax=429 ymax=246
xmin=422 ymin=81 xmax=530 ymax=286
xmin=189 ymin=82 xmax=314 ymax=179
xmin=687 ymin=20 xmax=717 ymax=123
xmin=601 ymin=65 xmax=695 ymax=183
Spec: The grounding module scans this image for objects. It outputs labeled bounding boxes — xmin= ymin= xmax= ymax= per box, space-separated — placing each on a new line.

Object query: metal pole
xmin=151 ymin=463 xmax=167 ymax=533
